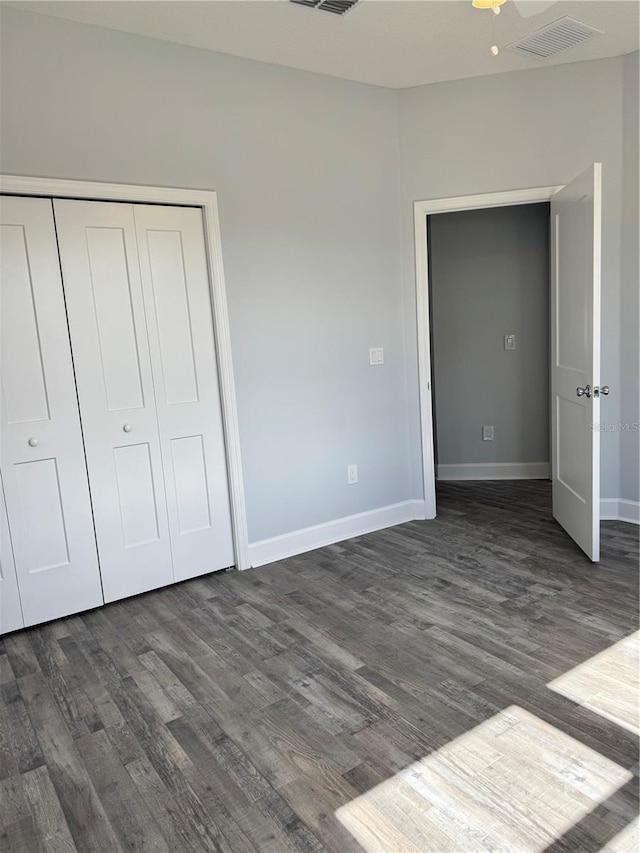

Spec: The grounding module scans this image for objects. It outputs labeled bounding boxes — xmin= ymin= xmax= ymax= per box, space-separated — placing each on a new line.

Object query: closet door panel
xmin=0 ymin=473 xmax=23 ymax=634
xmin=53 ymin=200 xmax=173 ymax=602
xmin=0 ymin=196 xmax=103 ymax=627
xmin=135 ymin=205 xmax=234 ymax=581
xmin=82 ymin=227 xmax=146 ymax=412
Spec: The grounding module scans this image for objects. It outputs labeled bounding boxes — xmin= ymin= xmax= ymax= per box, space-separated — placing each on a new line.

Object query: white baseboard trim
xmin=437 ymin=462 xmax=550 ymax=481
xmin=247 ymin=499 xmax=427 ymax=568
xmin=245 ymin=492 xmax=637 ymax=570
xmin=618 ymin=500 xmax=640 ymax=524
xmin=599 ymin=499 xmax=618 ymax=520
xmin=600 ymin=499 xmax=640 ymax=524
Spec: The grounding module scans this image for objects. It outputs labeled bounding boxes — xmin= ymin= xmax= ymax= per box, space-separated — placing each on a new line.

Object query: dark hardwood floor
xmin=0 ymin=481 xmax=638 ymax=852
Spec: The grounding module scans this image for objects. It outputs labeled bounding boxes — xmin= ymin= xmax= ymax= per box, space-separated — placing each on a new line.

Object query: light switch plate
xmin=504 ymin=334 xmax=516 ymax=351
xmin=369 ymin=347 xmax=384 ymax=365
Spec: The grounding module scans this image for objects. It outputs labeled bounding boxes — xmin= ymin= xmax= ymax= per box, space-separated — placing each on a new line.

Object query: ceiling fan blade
xmin=512 ymin=0 xmax=558 ymax=17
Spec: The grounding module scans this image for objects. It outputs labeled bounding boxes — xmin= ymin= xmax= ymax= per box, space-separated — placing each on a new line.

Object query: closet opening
xmin=1 ymin=177 xmax=249 ymax=633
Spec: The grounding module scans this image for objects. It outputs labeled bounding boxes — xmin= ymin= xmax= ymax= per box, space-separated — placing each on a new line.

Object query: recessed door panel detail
xmin=0 ymin=473 xmax=24 ymax=634
xmin=114 ymin=443 xmax=160 ymax=548
xmin=15 ymin=458 xmax=70 ymax=572
xmin=0 ymin=224 xmax=50 ymax=424
xmin=146 ymin=230 xmax=199 ymax=406
xmin=171 ymin=435 xmax=212 ymax=536
xmin=556 ymin=201 xmax=588 ymax=372
xmin=0 ymin=196 xmax=103 ymax=629
xmin=556 ymin=397 xmax=588 ymax=503
xmin=85 ymin=227 xmax=145 ymax=413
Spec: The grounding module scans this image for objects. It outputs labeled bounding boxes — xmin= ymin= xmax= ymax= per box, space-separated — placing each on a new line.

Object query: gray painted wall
xmin=429 ymin=204 xmax=550 ymax=468
xmin=0 ymin=7 xmax=637 ymax=537
xmin=0 ymin=7 xmax=410 ymax=543
xmin=620 ymin=51 xmax=640 ymax=504
xmin=398 ymin=56 xmax=630 ymax=502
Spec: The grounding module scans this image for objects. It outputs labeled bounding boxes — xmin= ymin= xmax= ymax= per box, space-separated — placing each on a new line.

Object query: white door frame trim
xmin=0 ymin=174 xmax=250 ymax=570
xmin=414 ymin=185 xmax=564 ymax=516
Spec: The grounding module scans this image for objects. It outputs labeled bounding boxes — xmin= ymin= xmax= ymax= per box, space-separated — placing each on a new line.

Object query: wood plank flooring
xmin=0 ymin=481 xmax=638 ymax=852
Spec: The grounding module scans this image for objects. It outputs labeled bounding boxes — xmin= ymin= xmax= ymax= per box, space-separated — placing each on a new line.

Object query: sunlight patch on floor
xmin=548 ymin=631 xmax=639 ymax=736
xmin=335 ymin=705 xmax=632 ymax=852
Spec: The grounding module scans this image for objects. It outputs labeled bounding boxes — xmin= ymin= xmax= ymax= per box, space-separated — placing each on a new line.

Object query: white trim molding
xmin=437 ymin=462 xmax=550 ymax=481
xmin=248 ymin=500 xmax=426 ymax=568
xmin=600 ymin=499 xmax=640 ymax=524
xmin=0 ymin=174 xmax=250 ymax=569
xmin=414 ymin=185 xmax=563 ymax=520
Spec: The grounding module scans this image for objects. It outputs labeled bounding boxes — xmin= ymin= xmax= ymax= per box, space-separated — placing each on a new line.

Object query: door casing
xmin=0 ymin=174 xmax=250 ymax=570
xmin=413 ymin=185 xmax=564 ymax=519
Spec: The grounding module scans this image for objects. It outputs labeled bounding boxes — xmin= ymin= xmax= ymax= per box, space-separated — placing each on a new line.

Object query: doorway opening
xmin=427 ymin=202 xmax=551 ymax=491
xmin=413 ymin=184 xmax=563 ymax=521
xmin=414 ymin=168 xmax=603 ymax=562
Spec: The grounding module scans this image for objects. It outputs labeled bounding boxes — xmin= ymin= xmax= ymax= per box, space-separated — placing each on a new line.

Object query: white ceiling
xmin=6 ymin=0 xmax=639 ymax=88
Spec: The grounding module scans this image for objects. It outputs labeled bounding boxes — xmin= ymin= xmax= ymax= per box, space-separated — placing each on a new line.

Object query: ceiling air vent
xmin=290 ymin=0 xmax=360 ymax=16
xmin=506 ymin=17 xmax=602 ymax=60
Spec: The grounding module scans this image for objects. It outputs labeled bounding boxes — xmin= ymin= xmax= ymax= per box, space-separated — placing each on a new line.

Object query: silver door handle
xmin=28 ymin=437 xmax=39 ymax=447
xmin=122 ymin=423 xmax=132 ymax=433
xmin=576 ymin=385 xmax=592 ymax=398
xmin=594 ymin=385 xmax=610 ymax=397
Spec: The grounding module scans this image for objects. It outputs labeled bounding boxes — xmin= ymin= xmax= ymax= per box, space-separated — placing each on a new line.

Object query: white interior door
xmin=551 ymin=163 xmax=602 ymax=561
xmin=134 ymin=205 xmax=234 ymax=580
xmin=53 ymin=199 xmax=174 ymax=601
xmin=0 ymin=196 xmax=103 ymax=625
xmin=0 ymin=472 xmax=23 ymax=633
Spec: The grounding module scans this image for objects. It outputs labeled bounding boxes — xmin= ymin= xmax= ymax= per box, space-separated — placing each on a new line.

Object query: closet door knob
xmin=122 ymin=423 xmax=132 ymax=433
xmin=28 ymin=437 xmax=39 ymax=447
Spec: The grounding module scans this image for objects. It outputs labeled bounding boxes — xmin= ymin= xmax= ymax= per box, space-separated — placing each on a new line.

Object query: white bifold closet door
xmin=53 ymin=200 xmax=173 ymax=602
xmin=0 ymin=196 xmax=103 ymax=626
xmin=133 ymin=204 xmax=234 ymax=583
xmin=54 ymin=200 xmax=234 ymax=602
